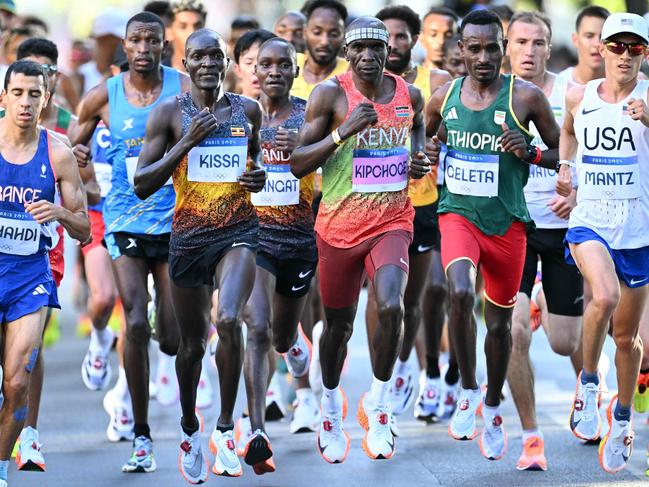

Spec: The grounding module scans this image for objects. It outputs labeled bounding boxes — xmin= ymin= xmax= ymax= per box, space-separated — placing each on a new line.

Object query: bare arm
xmin=556 ymin=85 xmax=584 ymax=196
xmin=425 ymin=81 xmax=452 ymax=140
xmin=69 ymin=82 xmax=109 ymax=146
xmin=237 ymin=98 xmax=266 ymax=192
xmin=26 ymin=136 xmax=90 ymax=243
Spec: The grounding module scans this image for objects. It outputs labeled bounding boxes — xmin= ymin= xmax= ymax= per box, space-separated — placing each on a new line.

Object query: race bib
xmin=251 ymin=164 xmax=299 ymax=206
xmin=579 ymin=155 xmax=640 ymax=200
xmin=94 ymin=162 xmax=112 ymax=197
xmin=352 ymin=147 xmax=408 ymax=193
xmin=125 ymin=148 xmax=172 ymax=188
xmin=187 ymin=137 xmax=248 ymax=183
xmin=0 ymin=210 xmax=40 ymax=255
xmin=445 ymin=150 xmax=499 ymax=197
xmin=525 ymin=165 xmax=557 ymax=193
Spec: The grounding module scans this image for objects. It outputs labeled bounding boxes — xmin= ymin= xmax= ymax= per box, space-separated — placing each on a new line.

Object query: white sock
xmin=522 ymin=429 xmax=542 ymax=443
xmin=395 ymin=359 xmax=410 ymax=377
xmin=90 ymin=328 xmax=113 ymax=354
xmin=114 ymin=366 xmax=129 ymax=401
xmin=321 ymin=385 xmax=341 ymax=414
xmin=367 ymin=376 xmax=390 ymax=408
xmin=482 ymin=403 xmax=500 ymax=420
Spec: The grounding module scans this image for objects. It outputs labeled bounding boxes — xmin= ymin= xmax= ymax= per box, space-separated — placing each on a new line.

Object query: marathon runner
xmin=291 ymin=16 xmax=430 ymax=462
xmin=134 ymin=28 xmax=265 ymax=483
xmin=504 ymin=11 xmax=583 ymax=471
xmin=559 ymin=12 xmax=649 ymax=473
xmin=72 ymin=11 xmax=188 ymax=473
xmin=233 ymin=29 xmax=276 ymax=100
xmin=425 ymin=9 xmax=560 ymax=461
xmin=167 ymin=0 xmax=206 ymax=72
xmin=420 ymin=7 xmax=458 ymax=71
xmin=0 ymin=59 xmax=90 ymax=487
xmin=274 ymin=11 xmax=306 ymax=54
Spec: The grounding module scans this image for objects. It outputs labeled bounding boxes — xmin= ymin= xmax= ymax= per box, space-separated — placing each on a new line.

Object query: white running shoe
xmin=103 ymin=389 xmax=134 ymax=442
xmin=16 ymin=427 xmax=45 ymax=471
xmin=290 ymin=389 xmax=320 ymax=433
xmin=599 ymin=396 xmax=634 ymax=473
xmin=155 ymin=352 xmax=179 ymax=407
xmin=389 ymin=413 xmax=400 ymax=437
xmin=196 ymin=367 xmax=213 ymax=410
xmin=309 ymin=321 xmax=324 ymax=397
xmin=438 ymin=379 xmax=460 ymax=420
xmin=233 ymin=416 xmax=253 ymax=456
xmin=317 ymin=407 xmax=350 ymax=464
xmin=414 ymin=373 xmax=442 ymax=423
xmin=448 ymin=388 xmax=481 ymax=440
xmin=479 ymin=406 xmax=507 ymax=460
xmin=122 ymin=436 xmax=156 ymax=473
xmin=569 ymin=374 xmax=601 ymax=441
xmin=357 ymin=393 xmax=395 ymax=460
xmin=209 ymin=428 xmax=242 ymax=477
xmin=283 ymin=325 xmax=312 ymax=378
xmin=179 ymin=428 xmax=209 ymax=484
xmin=0 ymin=479 xmax=6 ymax=487
xmin=265 ymin=372 xmax=286 ymax=421
xmin=389 ymin=366 xmax=414 ymax=416
xmin=81 ymin=348 xmax=112 ymax=391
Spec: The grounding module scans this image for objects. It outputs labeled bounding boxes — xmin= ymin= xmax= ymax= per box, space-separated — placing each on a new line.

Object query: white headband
xmin=345 ymin=27 xmax=389 ymax=45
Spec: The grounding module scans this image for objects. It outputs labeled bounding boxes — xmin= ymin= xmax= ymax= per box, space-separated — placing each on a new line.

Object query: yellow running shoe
xmin=634 ymin=372 xmax=649 ymax=414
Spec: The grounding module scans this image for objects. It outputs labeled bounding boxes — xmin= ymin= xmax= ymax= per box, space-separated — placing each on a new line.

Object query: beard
xmin=385 ymin=49 xmax=411 ymax=73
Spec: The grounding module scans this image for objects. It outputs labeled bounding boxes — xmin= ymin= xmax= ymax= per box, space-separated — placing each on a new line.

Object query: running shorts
xmin=317 ymin=230 xmax=412 ymax=309
xmin=565 ymin=227 xmax=649 ymax=289
xmin=440 ymin=212 xmax=526 ymax=308
xmin=256 ymin=252 xmax=317 ymax=298
xmin=169 ymin=228 xmax=258 ymax=288
xmin=105 ymin=232 xmax=170 ymax=261
xmin=0 ymin=253 xmax=60 ymax=324
xmin=82 ymin=210 xmax=106 ymax=257
xmin=410 ymin=202 xmax=440 ymax=255
xmin=520 ymin=228 xmax=583 ymax=316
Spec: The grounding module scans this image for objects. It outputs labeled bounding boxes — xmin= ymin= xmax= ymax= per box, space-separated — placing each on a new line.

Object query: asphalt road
xmin=5 ymin=268 xmax=649 ymax=487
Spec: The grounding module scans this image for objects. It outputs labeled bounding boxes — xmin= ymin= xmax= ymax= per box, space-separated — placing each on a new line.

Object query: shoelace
xmin=582 ymin=384 xmax=599 ymax=421
xmin=322 ymin=415 xmax=343 ymax=439
xmin=610 ymin=423 xmax=633 ymax=455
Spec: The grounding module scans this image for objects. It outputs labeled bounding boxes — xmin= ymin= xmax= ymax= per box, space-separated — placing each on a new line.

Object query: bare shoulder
xmin=48 ymin=131 xmax=77 ymax=174
xmin=239 ymin=95 xmax=263 ymax=121
xmin=513 ymin=77 xmax=545 ymax=104
xmin=565 ymin=83 xmax=587 ymax=110
xmin=429 ymin=79 xmax=454 ymax=108
xmin=81 ymin=81 xmax=109 ymax=111
xmin=310 ymin=77 xmax=343 ymax=101
xmin=178 ymin=71 xmax=191 ymax=91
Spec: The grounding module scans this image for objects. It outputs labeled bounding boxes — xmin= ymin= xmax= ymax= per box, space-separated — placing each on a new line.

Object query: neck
xmin=573 ymin=61 xmax=604 ymax=84
xmin=128 ymin=65 xmax=163 ymax=91
xmin=602 ymin=76 xmax=637 ymax=102
xmin=190 ymin=83 xmax=224 ymax=111
xmin=352 ymin=73 xmax=383 ymax=101
xmin=259 ymin=91 xmax=291 ymax=117
xmin=171 ymin=50 xmax=186 ymax=72
xmin=40 ymin=100 xmax=54 ymax=121
xmin=388 ymin=61 xmax=415 ymax=78
xmin=0 ymin=119 xmax=40 ymax=146
xmin=518 ymin=69 xmax=550 ymax=93
xmin=468 ymin=75 xmax=501 ymax=96
xmin=424 ymin=58 xmax=442 ymax=70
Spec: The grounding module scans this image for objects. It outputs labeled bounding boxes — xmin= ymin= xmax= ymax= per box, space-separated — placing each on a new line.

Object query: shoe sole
xmin=81 ymin=360 xmax=111 ymax=391
xmin=177 ymin=453 xmax=209 ymax=484
xmin=317 ymin=431 xmax=351 ymax=464
xmin=265 ymin=402 xmax=285 ymax=422
xmin=243 ymin=434 xmax=273 ymax=467
xmin=122 ymin=459 xmax=157 ymax=473
xmin=598 ymin=394 xmax=632 ymax=474
xmin=447 ymin=422 xmax=478 ymax=441
xmin=357 ymin=393 xmax=395 ymax=460
xmin=16 ymin=454 xmax=45 ymax=472
xmin=208 ymin=437 xmax=242 ymax=477
xmin=478 ymin=429 xmax=508 ymax=461
xmin=290 ymin=423 xmax=318 ymax=434
xmin=516 ymin=460 xmax=547 ymax=471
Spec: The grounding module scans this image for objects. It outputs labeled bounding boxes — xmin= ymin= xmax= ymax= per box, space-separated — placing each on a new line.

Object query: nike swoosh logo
xmin=298 ymin=270 xmax=312 ymax=279
xmin=231 ymin=242 xmax=251 ymax=247
xmin=573 ymin=295 xmax=584 ymax=305
xmin=582 ymin=107 xmax=602 ymax=115
xmin=126 ymin=238 xmax=137 ymax=249
xmin=400 ymin=258 xmax=409 ymax=268
xmin=292 ymin=284 xmax=307 ymax=291
xmin=417 ymin=245 xmax=432 ymax=253
xmin=629 ymin=277 xmax=647 ymax=286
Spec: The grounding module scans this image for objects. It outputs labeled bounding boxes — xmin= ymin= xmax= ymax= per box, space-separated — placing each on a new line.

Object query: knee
xmin=248 ymin=319 xmax=273 ymax=351
xmin=126 ymin=319 xmax=152 ymax=345
xmin=377 ymin=296 xmax=404 ymax=326
xmin=510 ymin=320 xmax=532 ymax=352
xmin=591 ymin=291 xmax=620 ymax=317
xmin=449 ymin=284 xmax=475 ymax=312
xmin=323 ymin=319 xmax=354 ymax=344
xmin=403 ymin=301 xmax=421 ymax=325
xmin=486 ymin=318 xmax=511 ymax=340
xmin=548 ymin=334 xmax=580 ymax=357
xmin=158 ymin=337 xmax=179 ymax=356
xmin=216 ymin=313 xmax=241 ymax=341
xmin=4 ymin=372 xmax=29 ymax=403
xmin=92 ymin=287 xmax=116 ymax=315
xmin=180 ymin=337 xmax=207 ymax=363
xmin=426 ymin=281 xmax=448 ymax=304
xmin=613 ymin=330 xmax=641 ymax=353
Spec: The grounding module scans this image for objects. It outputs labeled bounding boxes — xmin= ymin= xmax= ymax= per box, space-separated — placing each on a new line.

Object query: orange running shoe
xmin=516 ymin=435 xmax=548 ymax=471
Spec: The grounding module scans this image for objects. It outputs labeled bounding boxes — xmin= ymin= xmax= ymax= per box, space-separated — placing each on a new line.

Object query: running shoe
xmin=208 ymin=428 xmax=242 ymax=477
xmin=265 ymin=372 xmax=286 ymax=421
xmin=196 ymin=367 xmax=213 ymax=410
xmin=389 ymin=413 xmax=400 ymax=437
xmin=16 ymin=427 xmax=45 ymax=471
xmin=357 ymin=393 xmax=395 ymax=460
xmin=283 ymin=324 xmax=312 ymax=378
xmin=414 ymin=373 xmax=442 ymax=423
xmin=599 ymin=395 xmax=634 ymax=473
xmin=438 ymin=378 xmax=460 ymax=420
xmin=448 ymin=388 xmax=481 ymax=441
xmin=634 ymin=371 xmax=649 ymax=414
xmin=103 ymin=389 xmax=134 ymax=442
xmin=569 ymin=373 xmax=601 ymax=441
xmin=81 ymin=349 xmax=111 ymax=391
xmin=178 ymin=428 xmax=209 ymax=484
xmin=122 ymin=436 xmax=156 ymax=473
xmin=155 ymin=351 xmax=179 ymax=407
xmin=389 ymin=366 xmax=414 ymax=416
xmin=234 ymin=416 xmax=253 ymax=456
xmin=0 ymin=479 xmax=6 ymax=487
xmin=290 ymin=389 xmax=320 ymax=434
xmin=516 ymin=435 xmax=547 ymax=471
xmin=317 ymin=407 xmax=350 ymax=464
xmin=478 ymin=407 xmax=507 ymax=461
xmin=309 ymin=321 xmax=324 ymax=397
xmin=242 ymin=430 xmax=275 ymax=475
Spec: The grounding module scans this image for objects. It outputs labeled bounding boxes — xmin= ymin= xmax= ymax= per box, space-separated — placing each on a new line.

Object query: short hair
xmin=575 ymin=6 xmax=610 ymax=31
xmin=2 ymin=27 xmax=35 ymax=52
xmin=231 ymin=15 xmax=260 ymax=31
xmin=423 ymin=7 xmax=460 ymax=24
xmin=489 ymin=5 xmax=514 ymax=23
xmin=459 ymin=9 xmax=503 ymax=38
xmin=17 ymin=15 xmax=49 ymax=35
xmin=258 ymin=37 xmax=297 ymax=61
xmin=508 ymin=11 xmax=552 ymax=43
xmin=143 ymin=1 xmax=172 ymax=19
xmin=443 ymin=33 xmax=462 ymax=55
xmin=4 ymin=59 xmax=47 ymax=91
xmin=302 ymin=0 xmax=348 ymax=23
xmin=125 ymin=12 xmax=166 ymax=36
xmin=234 ymin=29 xmax=276 ymax=63
xmin=16 ymin=37 xmax=58 ymax=63
xmin=171 ymin=0 xmax=207 ymax=21
xmin=376 ymin=5 xmax=422 ymax=37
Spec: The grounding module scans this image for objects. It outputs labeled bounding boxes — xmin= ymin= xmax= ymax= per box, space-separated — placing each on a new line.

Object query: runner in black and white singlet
xmin=560 ymin=13 xmax=649 ymax=474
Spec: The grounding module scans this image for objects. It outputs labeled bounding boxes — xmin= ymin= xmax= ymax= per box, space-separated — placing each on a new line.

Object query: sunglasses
xmin=604 ymin=41 xmax=647 ymax=56
xmin=40 ymin=63 xmax=57 ymax=75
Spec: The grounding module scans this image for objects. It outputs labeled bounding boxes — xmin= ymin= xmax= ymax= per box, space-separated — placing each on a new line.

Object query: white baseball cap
xmin=92 ymin=10 xmax=129 ymax=39
xmin=601 ymin=12 xmax=649 ymax=44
